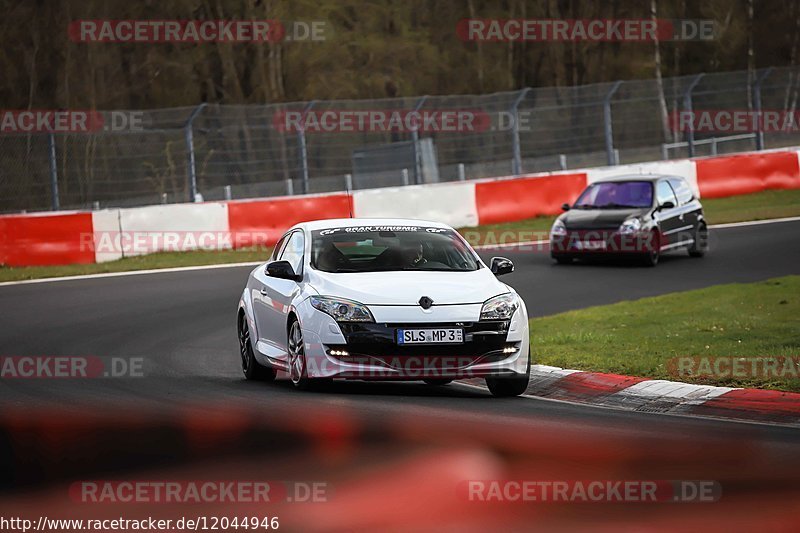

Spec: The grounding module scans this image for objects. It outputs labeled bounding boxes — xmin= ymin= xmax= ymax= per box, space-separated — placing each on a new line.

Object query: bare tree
xmin=747 ymin=0 xmax=755 ymax=109
xmin=651 ymin=0 xmax=672 ymax=142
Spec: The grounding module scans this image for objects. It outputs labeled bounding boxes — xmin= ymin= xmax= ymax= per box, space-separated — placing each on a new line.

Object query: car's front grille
xmin=335 ymin=321 xmax=510 ymax=357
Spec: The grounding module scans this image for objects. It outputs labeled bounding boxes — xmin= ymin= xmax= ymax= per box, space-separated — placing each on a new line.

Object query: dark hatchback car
xmin=549 ymin=175 xmax=708 ymax=266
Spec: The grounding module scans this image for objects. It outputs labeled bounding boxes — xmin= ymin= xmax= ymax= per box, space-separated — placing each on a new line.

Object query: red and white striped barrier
xmin=497 ymin=364 xmax=800 ymax=426
xmin=3 ymin=147 xmax=800 ymax=266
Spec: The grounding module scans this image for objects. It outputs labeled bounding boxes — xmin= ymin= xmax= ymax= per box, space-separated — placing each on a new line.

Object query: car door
xmin=252 ymin=230 xmax=305 ymax=363
xmin=669 ymin=177 xmax=700 ymax=244
xmin=654 ymin=179 xmax=682 ymax=249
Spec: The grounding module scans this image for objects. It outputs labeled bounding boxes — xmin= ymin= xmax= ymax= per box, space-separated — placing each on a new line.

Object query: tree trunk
xmin=651 ymin=0 xmax=672 ymax=144
xmin=747 ymin=0 xmax=755 ymax=110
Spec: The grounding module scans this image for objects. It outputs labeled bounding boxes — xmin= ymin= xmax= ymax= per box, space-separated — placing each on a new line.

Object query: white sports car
xmin=237 ymin=218 xmax=530 ymax=396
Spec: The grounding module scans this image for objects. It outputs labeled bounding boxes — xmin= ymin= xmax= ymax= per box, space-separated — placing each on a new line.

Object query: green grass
xmin=530 ymin=276 xmax=800 ymax=392
xmin=0 ymin=248 xmax=270 ymax=283
xmin=1 ymin=188 xmax=799 ymax=282
xmin=702 ymin=187 xmax=800 ymax=223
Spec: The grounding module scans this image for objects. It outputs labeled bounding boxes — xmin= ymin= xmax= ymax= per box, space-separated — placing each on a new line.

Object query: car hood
xmin=306 ymin=268 xmax=509 ymax=305
xmin=561 ymin=207 xmax=650 ymax=230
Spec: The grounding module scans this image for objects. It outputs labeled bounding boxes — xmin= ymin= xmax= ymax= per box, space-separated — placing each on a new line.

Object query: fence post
xmin=47 ymin=132 xmax=59 ymax=211
xmin=457 ymin=163 xmax=466 ymax=181
xmin=511 ymin=88 xmax=531 ymax=175
xmin=184 ymin=103 xmax=207 ymax=202
xmin=752 ymin=67 xmax=773 ymax=151
xmin=682 ymin=74 xmax=704 ymax=157
xmin=411 ymin=95 xmax=429 ymax=184
xmin=603 ymin=81 xmax=623 ymax=166
xmin=298 ymin=101 xmax=316 ymax=194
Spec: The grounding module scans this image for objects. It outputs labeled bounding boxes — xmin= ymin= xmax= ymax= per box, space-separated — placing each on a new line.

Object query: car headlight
xmin=618 ymin=217 xmax=642 ymax=234
xmin=310 ymin=296 xmax=374 ymax=322
xmin=480 ymin=293 xmax=518 ymax=320
xmin=550 ymin=219 xmax=567 ymax=238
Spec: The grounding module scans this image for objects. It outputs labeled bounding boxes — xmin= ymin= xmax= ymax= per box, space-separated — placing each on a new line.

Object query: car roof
xmin=592 ymin=174 xmax=685 ymax=183
xmin=292 ymin=217 xmax=454 ymax=232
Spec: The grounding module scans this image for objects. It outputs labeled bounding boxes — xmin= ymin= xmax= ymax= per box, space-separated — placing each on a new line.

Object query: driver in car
xmin=402 ymin=243 xmax=427 ymax=267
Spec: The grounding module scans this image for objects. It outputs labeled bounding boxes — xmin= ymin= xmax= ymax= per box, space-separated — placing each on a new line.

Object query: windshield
xmin=311 ymin=226 xmax=480 ymax=273
xmin=573 ymin=181 xmax=654 ymax=209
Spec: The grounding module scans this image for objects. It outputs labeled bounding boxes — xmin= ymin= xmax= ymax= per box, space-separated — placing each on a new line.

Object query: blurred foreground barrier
xmin=1 ymin=402 xmax=800 ymax=532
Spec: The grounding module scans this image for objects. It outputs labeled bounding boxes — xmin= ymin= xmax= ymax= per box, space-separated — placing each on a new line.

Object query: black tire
xmin=688 ymin=222 xmax=708 ymax=258
xmin=423 ymin=379 xmax=453 ymax=386
xmin=640 ymin=230 xmax=660 ymax=267
xmin=287 ymin=318 xmax=312 ymax=389
xmin=553 ymin=255 xmax=573 ymax=265
xmin=485 ymin=356 xmax=530 ymax=397
xmin=239 ymin=312 xmax=276 ymax=381
xmin=286 ymin=318 xmax=331 ymax=390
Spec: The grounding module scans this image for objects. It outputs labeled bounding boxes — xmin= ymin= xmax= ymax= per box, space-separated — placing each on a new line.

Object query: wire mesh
xmin=2 ymin=66 xmax=799 ymax=213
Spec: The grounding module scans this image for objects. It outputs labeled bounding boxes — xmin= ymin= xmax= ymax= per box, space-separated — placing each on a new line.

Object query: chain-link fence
xmin=4 ymin=66 xmax=800 ymax=214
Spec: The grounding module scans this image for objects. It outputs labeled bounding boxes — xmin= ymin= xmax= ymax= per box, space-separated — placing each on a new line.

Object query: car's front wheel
xmin=485 ymin=356 xmax=530 ymax=397
xmin=287 ymin=319 xmax=312 ymax=389
xmin=287 ymin=318 xmax=331 ymax=390
xmin=640 ymin=229 xmax=660 ymax=267
xmin=688 ymin=222 xmax=708 ymax=257
xmin=239 ymin=313 xmax=276 ymax=381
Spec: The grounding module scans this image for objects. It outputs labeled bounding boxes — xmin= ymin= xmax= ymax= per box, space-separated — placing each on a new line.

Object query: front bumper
xmin=298 ymin=298 xmax=530 ymax=380
xmin=325 ymin=321 xmax=519 ymax=378
xmin=550 ymin=230 xmax=656 ymax=256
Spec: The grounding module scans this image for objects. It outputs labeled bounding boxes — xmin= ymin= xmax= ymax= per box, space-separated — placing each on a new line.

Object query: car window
xmin=668 ymin=178 xmax=694 ymax=205
xmin=278 ymin=231 xmax=305 ymax=274
xmin=573 ymin=181 xmax=653 ymax=209
xmin=310 ymin=226 xmax=479 ymax=273
xmin=656 ymin=181 xmax=678 ymax=207
xmin=270 ymin=234 xmax=290 ymax=261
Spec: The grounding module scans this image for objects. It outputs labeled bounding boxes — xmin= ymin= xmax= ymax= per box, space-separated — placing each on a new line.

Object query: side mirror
xmin=659 ymin=201 xmax=675 ymax=210
xmin=490 ymin=256 xmax=514 ymax=276
xmin=266 ymin=260 xmax=301 ymax=281
xmin=561 ymin=203 xmax=571 ymax=211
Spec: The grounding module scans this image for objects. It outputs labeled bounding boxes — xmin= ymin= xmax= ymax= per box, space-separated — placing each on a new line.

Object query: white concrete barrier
xmin=352 ymin=181 xmax=479 ymax=228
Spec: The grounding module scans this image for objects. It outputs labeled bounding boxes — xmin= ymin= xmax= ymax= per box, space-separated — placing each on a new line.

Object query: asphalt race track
xmin=1 ymin=219 xmax=799 ymax=452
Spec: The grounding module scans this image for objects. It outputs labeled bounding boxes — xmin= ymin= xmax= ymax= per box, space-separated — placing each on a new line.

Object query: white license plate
xmin=575 ymin=240 xmax=606 ymax=250
xmin=397 ymin=328 xmax=463 ymax=345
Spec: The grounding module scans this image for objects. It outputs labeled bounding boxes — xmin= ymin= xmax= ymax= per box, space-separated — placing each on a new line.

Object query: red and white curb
xmin=466 ymin=364 xmax=800 ymax=427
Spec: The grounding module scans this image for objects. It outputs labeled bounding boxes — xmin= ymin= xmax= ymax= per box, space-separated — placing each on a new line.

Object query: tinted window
xmin=271 ymin=234 xmax=289 ymax=261
xmin=278 ymin=231 xmax=305 ymax=274
xmin=656 ymin=181 xmax=679 ymax=207
xmin=669 ymin=178 xmax=694 ymax=205
xmin=574 ymin=181 xmax=653 ymax=209
xmin=311 ymin=226 xmax=479 ymax=273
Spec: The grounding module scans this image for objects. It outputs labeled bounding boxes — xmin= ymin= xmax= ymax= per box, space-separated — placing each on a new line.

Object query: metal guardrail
xmin=3 ymin=66 xmax=800 ymax=213
xmin=662 ymin=133 xmax=758 ymax=159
